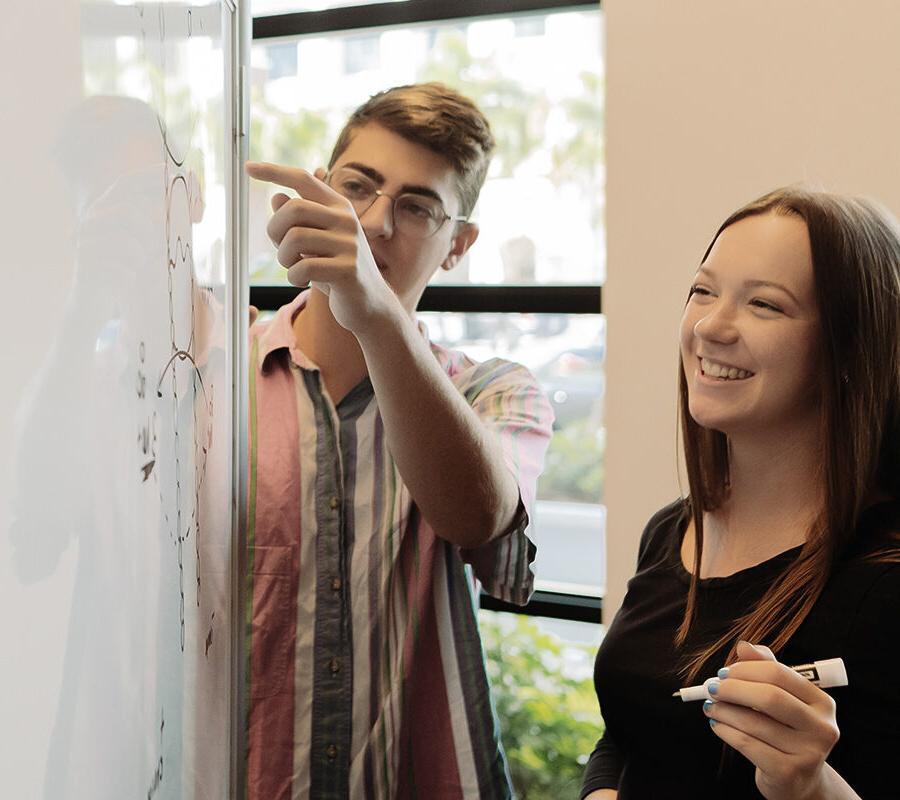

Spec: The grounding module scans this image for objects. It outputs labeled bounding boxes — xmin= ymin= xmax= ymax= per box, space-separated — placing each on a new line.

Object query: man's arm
xmin=245 ymin=161 xmax=536 ymax=549
xmin=355 ymin=299 xmax=522 ymax=548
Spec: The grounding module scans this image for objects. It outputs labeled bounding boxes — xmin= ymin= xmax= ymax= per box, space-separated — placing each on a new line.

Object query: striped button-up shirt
xmin=246 ymin=292 xmax=553 ymax=800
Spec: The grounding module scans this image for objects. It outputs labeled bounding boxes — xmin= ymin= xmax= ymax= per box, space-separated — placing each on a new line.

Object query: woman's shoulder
xmin=840 ymin=499 xmax=900 ymax=563
xmin=822 ymin=501 xmax=900 ymax=639
xmin=636 ymin=499 xmax=689 ymax=567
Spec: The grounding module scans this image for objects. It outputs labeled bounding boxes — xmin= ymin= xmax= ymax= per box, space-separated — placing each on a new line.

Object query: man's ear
xmin=440 ymin=223 xmax=480 ymax=271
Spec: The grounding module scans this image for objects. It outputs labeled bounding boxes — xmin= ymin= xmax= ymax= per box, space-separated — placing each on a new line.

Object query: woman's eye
xmin=750 ymin=298 xmax=782 ymax=313
xmin=688 ymin=285 xmax=712 ymax=298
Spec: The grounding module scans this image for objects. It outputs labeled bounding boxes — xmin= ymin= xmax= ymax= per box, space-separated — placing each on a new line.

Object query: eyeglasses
xmin=326 ymin=166 xmax=468 ymax=238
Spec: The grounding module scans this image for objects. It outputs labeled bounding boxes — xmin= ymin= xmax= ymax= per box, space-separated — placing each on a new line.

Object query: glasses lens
xmin=394 ymin=194 xmax=445 ymax=237
xmin=328 ymin=167 xmax=449 ymax=238
xmin=330 ymin=168 xmax=376 ymax=209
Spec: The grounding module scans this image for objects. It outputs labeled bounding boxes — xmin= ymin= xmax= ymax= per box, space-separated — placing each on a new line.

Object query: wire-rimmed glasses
xmin=327 ymin=166 xmax=468 ymax=238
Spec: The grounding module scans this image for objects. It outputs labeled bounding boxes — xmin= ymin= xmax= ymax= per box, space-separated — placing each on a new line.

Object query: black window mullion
xmin=253 ymin=0 xmax=600 ymax=39
xmin=480 ymin=589 xmax=602 ymax=624
xmin=250 ymin=284 xmax=601 ymax=314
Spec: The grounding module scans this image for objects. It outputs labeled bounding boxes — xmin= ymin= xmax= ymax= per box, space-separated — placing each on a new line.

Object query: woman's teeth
xmin=700 ymin=358 xmax=753 ymax=380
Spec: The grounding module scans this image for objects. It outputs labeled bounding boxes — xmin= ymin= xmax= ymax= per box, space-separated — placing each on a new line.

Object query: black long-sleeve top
xmin=581 ymin=499 xmax=900 ymax=799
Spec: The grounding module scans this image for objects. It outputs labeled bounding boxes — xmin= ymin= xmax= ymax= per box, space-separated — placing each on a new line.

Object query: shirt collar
xmin=256 ymin=289 xmax=314 ymax=372
xmin=255 ymin=289 xmax=434 ymax=373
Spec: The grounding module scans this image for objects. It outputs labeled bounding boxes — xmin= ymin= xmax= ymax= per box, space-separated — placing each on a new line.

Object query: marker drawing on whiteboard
xmin=672 ymin=657 xmax=848 ymax=701
xmin=146 ymin=709 xmax=165 ymax=800
xmin=205 ymin=611 xmax=215 ymax=658
xmin=134 ymin=1 xmax=215 ymax=655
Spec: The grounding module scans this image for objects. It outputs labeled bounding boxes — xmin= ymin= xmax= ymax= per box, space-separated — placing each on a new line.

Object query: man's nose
xmin=359 ymin=195 xmax=394 ymax=239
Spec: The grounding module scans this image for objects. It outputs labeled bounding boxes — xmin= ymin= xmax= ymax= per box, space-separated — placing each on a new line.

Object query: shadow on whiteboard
xmin=8 ymin=93 xmax=222 ymax=799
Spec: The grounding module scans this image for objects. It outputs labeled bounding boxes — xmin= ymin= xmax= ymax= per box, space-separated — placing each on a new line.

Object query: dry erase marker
xmin=672 ymin=657 xmax=848 ymax=702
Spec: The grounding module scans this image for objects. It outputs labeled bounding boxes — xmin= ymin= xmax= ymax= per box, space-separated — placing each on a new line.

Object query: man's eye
xmin=397 ymin=198 xmax=440 ymax=220
xmin=339 ymin=180 xmax=372 ymax=199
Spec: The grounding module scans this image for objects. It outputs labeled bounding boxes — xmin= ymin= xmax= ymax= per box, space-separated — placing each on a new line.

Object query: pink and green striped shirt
xmin=246 ymin=292 xmax=553 ymax=800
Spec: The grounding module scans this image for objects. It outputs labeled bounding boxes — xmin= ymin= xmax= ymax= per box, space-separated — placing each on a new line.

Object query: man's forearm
xmin=355 ymin=301 xmax=520 ymax=549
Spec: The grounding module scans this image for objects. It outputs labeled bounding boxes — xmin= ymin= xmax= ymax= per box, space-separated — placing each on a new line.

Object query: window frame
xmin=250 ymin=0 xmax=604 ymax=624
xmin=253 ymin=0 xmax=601 ymax=39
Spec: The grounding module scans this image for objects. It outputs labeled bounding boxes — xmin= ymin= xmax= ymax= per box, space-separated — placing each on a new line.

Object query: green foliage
xmin=416 ymin=31 xmax=549 ymax=180
xmin=249 ymin=85 xmax=331 ymax=167
xmin=480 ymin=613 xmax=603 ymax=800
xmin=551 ymin=71 xmax=605 ymax=183
xmin=247 ymin=87 xmax=337 ymax=284
xmin=538 ymin=419 xmax=605 ymax=504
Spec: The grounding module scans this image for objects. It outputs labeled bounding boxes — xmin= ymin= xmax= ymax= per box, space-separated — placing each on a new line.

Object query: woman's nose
xmin=693 ymin=302 xmax=739 ymax=344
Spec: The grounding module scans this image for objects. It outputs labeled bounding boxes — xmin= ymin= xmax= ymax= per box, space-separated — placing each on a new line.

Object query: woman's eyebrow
xmin=696 ymin=266 xmax=801 ymax=305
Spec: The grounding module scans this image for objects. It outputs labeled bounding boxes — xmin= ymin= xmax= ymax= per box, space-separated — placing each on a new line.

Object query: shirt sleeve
xmin=580 ymin=729 xmax=623 ymax=797
xmin=455 ymin=357 xmax=554 ymax=605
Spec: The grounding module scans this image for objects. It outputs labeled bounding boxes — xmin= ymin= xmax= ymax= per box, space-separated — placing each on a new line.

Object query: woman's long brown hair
xmin=676 ymin=187 xmax=900 ymax=682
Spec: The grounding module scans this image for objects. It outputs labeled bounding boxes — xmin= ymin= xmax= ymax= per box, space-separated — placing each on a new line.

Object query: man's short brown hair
xmin=327 ymin=83 xmax=495 ymax=219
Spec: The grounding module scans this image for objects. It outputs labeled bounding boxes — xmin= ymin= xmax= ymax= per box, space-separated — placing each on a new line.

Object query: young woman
xmin=582 ymin=188 xmax=900 ymax=799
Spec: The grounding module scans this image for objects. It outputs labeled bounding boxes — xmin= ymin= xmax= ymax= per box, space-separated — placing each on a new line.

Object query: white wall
xmin=603 ymin=0 xmax=900 ymax=618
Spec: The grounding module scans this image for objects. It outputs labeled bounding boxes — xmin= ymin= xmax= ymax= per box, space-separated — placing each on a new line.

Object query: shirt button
xmin=326 ymin=743 xmax=338 ymax=760
xmin=329 ymin=657 xmax=341 ymax=674
xmin=328 ymin=496 xmax=339 ymax=510
xmin=331 ymin=576 xmax=342 ymax=591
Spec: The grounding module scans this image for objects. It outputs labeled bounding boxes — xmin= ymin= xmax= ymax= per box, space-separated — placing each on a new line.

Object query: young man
xmin=245 ymin=83 xmax=553 ymax=800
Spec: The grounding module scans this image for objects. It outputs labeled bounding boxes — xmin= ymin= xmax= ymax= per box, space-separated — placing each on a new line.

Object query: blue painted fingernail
xmin=717 ymin=667 xmax=730 ymax=679
xmin=708 ymin=680 xmax=720 ymax=696
xmin=703 ymin=700 xmax=715 ymax=713
xmin=709 ymin=718 xmax=717 ymax=728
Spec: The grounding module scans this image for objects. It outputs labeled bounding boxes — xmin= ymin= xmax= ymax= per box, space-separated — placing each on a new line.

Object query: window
xmin=342 ymin=33 xmax=380 ymax=73
xmin=266 ymin=42 xmax=298 ymax=79
xmin=249 ymin=0 xmax=605 ymax=609
xmin=248 ymin=5 xmax=605 ymax=291
xmin=479 ymin=609 xmax=602 ymax=796
xmin=249 ymin=1 xmax=605 ymax=789
xmin=418 ymin=311 xmax=606 ymax=598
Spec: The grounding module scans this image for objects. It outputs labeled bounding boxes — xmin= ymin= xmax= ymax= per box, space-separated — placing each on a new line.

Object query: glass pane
xmin=248 ymin=9 xmax=605 ymax=286
xmin=421 ymin=311 xmax=606 ymax=596
xmin=252 ymin=0 xmax=408 ymax=14
xmin=479 ymin=609 xmax=603 ymax=797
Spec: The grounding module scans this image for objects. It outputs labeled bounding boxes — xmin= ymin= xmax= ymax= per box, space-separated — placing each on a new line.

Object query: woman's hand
xmin=703 ymin=641 xmax=857 ymax=799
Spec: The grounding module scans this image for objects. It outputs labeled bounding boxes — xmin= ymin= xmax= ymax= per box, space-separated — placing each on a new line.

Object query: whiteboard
xmin=0 ymin=2 xmax=244 ymax=798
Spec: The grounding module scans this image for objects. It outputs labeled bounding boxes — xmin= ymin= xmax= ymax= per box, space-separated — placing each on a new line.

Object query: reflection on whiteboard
xmin=1 ymin=3 xmax=235 ymax=798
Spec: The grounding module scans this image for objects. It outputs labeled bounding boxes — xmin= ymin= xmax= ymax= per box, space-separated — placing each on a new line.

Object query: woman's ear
xmin=441 ymin=223 xmax=480 ymax=271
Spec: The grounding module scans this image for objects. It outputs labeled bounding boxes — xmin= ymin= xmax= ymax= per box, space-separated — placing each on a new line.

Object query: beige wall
xmin=603 ymin=0 xmax=900 ymax=619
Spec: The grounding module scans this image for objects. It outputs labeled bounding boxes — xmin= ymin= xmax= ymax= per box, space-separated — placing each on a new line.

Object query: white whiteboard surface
xmin=0 ymin=2 xmax=241 ymax=798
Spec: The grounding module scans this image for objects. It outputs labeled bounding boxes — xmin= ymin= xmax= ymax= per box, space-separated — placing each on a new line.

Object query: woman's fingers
xmin=735 ymin=640 xmax=776 ymax=662
xmin=703 ymin=652 xmax=842 ymax=799
xmin=704 ymin=696 xmax=837 ymax=756
xmin=723 ymin=659 xmax=833 ymax=706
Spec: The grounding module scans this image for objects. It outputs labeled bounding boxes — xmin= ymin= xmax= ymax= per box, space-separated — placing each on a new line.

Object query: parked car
xmin=534 ymin=345 xmax=605 ymax=429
